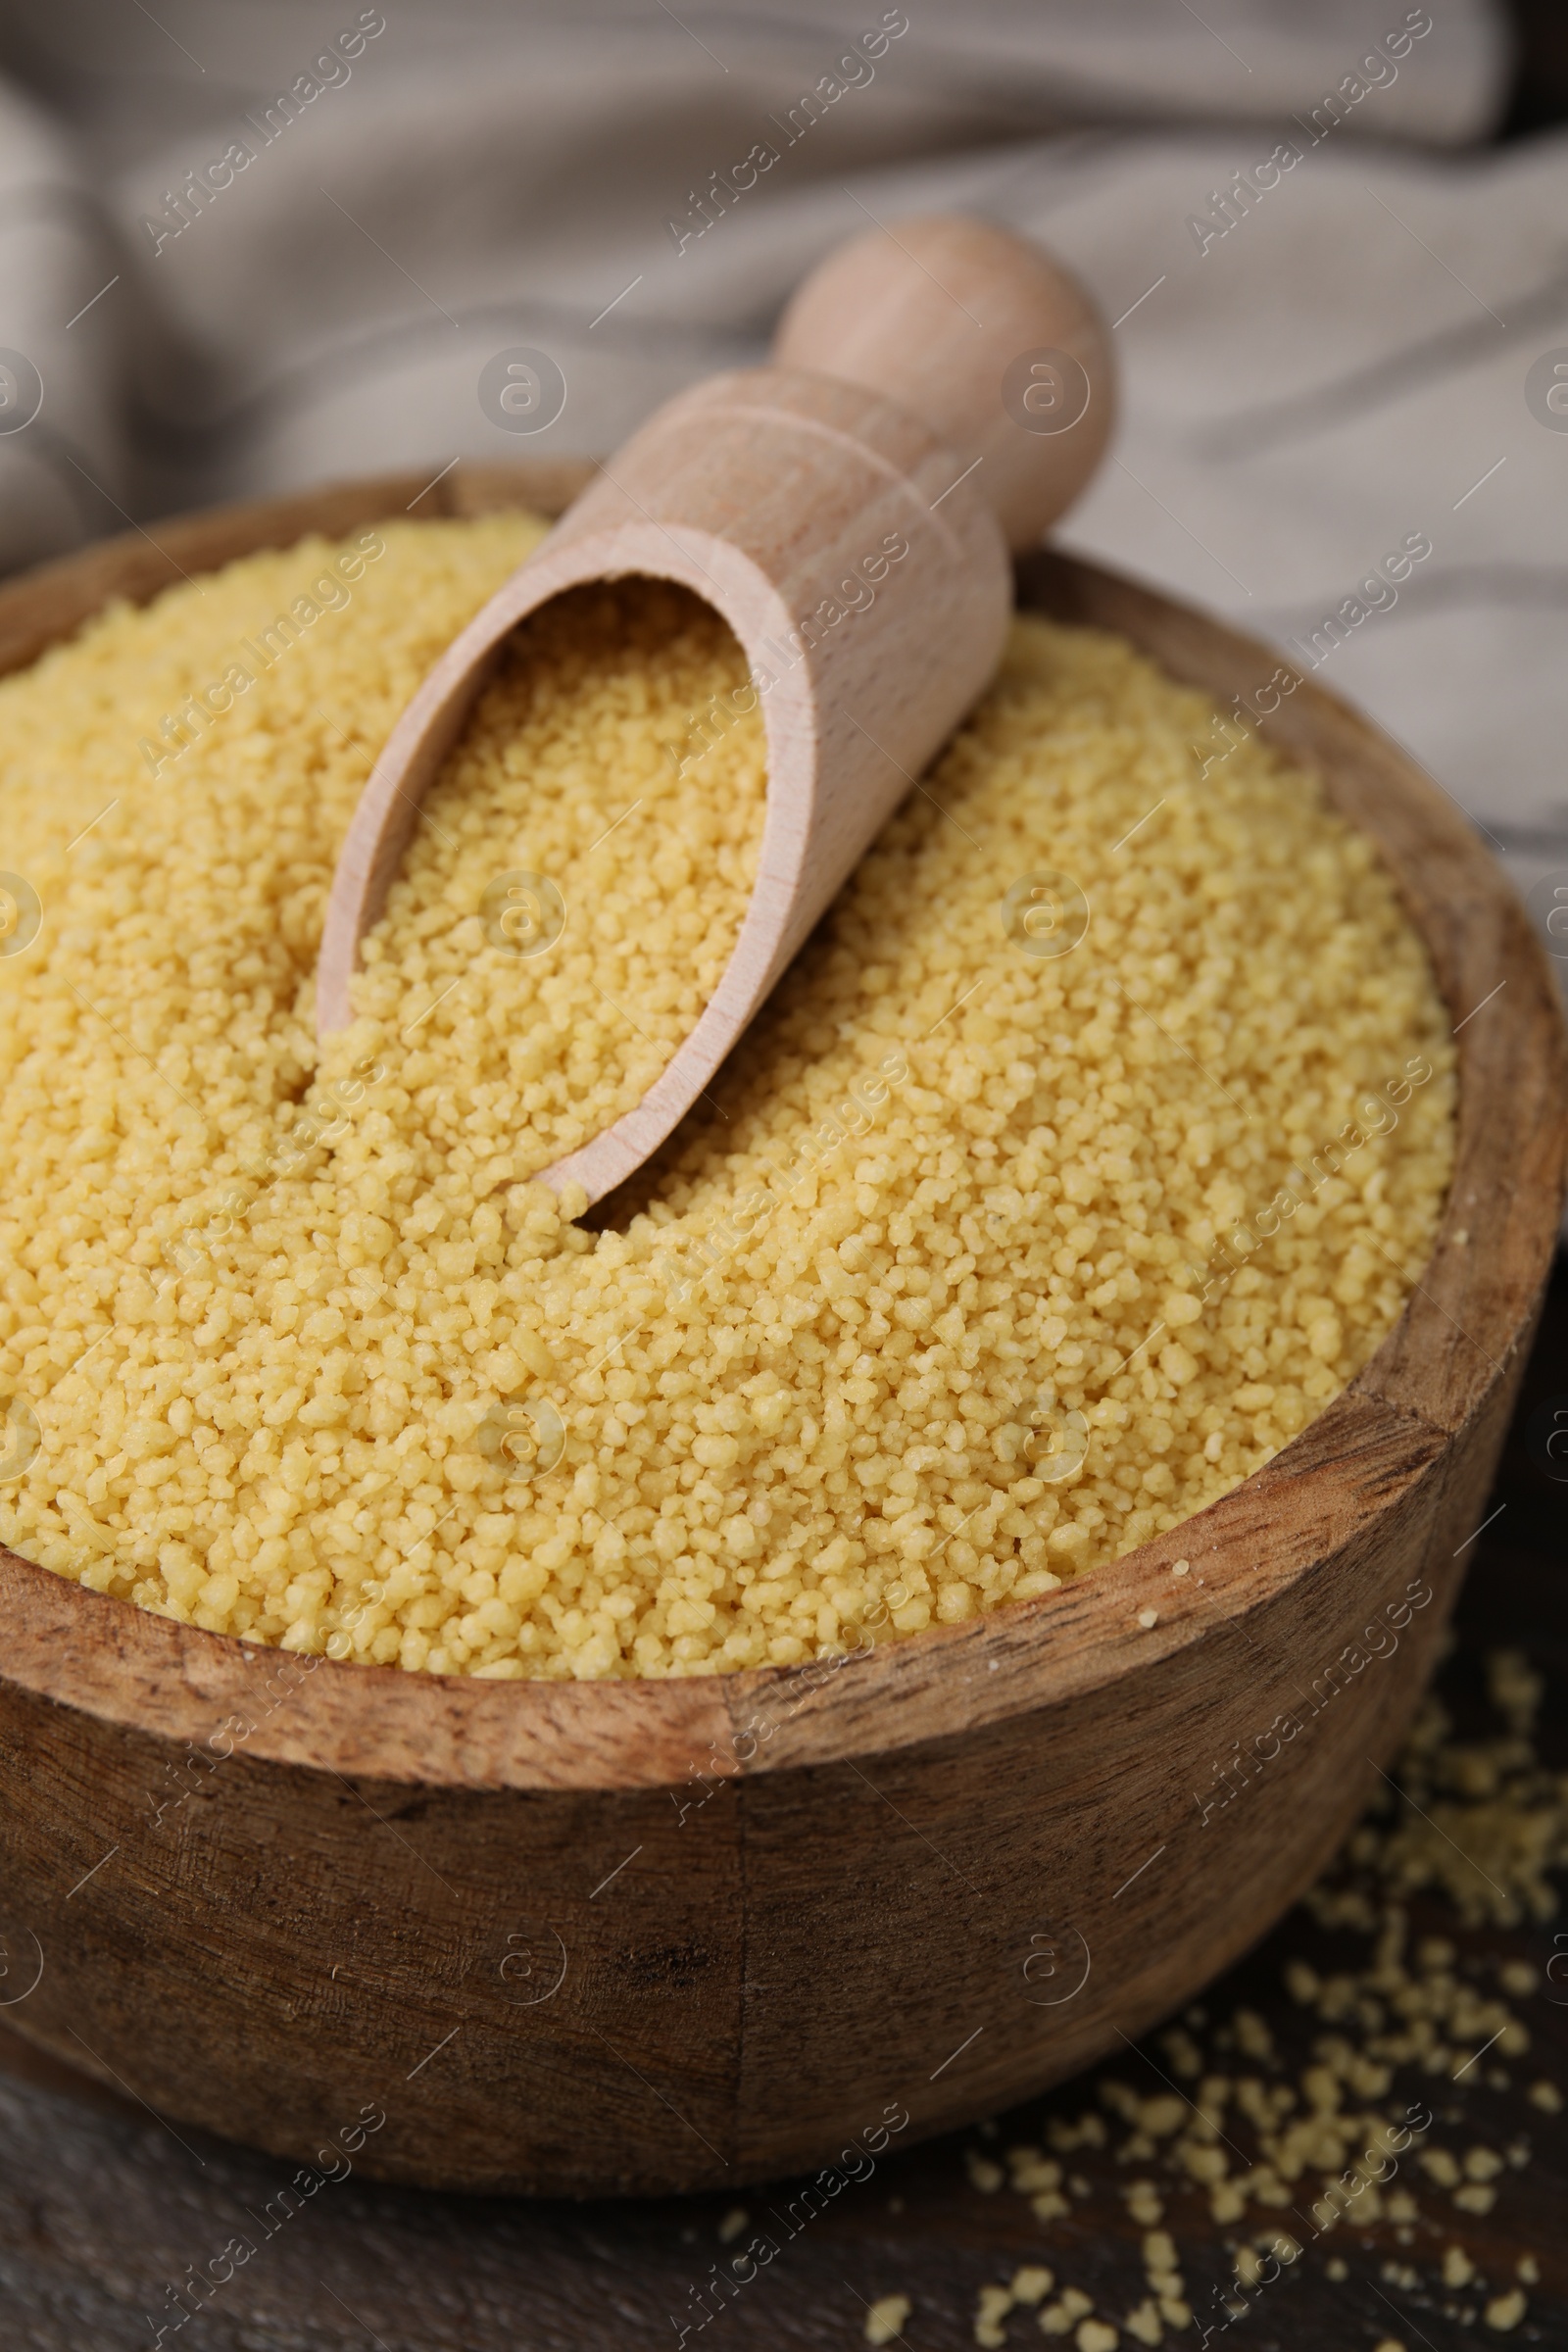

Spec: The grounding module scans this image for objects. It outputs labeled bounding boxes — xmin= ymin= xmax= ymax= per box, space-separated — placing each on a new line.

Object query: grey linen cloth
xmin=3 ymin=0 xmax=1565 ymax=951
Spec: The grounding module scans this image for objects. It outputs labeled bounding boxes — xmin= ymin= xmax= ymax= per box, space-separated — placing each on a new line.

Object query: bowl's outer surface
xmin=0 ymin=468 xmax=1563 ymax=2196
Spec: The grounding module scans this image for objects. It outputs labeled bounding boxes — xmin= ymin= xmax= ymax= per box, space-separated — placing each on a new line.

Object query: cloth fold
xmin=5 ymin=0 xmax=1565 ymax=936
xmin=0 ymin=75 xmax=125 ymax=571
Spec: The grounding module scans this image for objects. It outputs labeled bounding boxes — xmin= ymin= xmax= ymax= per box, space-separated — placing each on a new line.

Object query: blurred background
xmin=0 ymin=0 xmax=1564 ymax=947
xmin=1 ymin=16 xmax=1565 ymax=2346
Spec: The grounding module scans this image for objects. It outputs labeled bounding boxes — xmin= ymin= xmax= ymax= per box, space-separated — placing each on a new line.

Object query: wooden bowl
xmin=1 ymin=466 xmax=1563 ymax=2199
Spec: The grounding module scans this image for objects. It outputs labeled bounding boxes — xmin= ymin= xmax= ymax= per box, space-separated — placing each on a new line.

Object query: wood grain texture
xmin=772 ymin=214 xmax=1114 ymax=553
xmin=2 ymin=1388 xmax=1563 ymax=2350
xmin=317 ymin=216 xmax=1113 ymax=1207
xmin=0 ymin=466 xmax=1562 ymax=2197
xmin=314 ymin=367 xmax=1010 ymax=1210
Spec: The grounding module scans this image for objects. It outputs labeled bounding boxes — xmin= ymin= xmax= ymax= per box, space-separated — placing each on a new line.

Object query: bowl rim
xmin=1 ymin=460 xmax=1563 ymax=1793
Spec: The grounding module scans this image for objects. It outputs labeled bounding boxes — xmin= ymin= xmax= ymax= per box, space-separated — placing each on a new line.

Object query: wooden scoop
xmin=316 ymin=214 xmax=1113 ymax=1204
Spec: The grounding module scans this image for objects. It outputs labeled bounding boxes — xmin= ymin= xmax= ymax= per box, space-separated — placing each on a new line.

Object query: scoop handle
xmin=772 ymin=214 xmax=1113 ymax=555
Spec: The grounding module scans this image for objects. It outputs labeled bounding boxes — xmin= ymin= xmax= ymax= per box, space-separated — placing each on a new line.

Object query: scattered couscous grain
xmin=973 ymin=2280 xmax=1014 ymax=2345
xmin=864 ymin=2293 xmax=911 ymax=2346
xmin=965 ymin=1650 xmax=1566 ymax=2333
xmin=1039 ymin=2287 xmax=1094 ymax=2336
xmin=0 ymin=514 xmax=1455 ymax=1678
xmin=1075 ymin=2323 xmax=1119 ymax=2352
xmin=1010 ymin=2268 xmax=1054 ymax=2304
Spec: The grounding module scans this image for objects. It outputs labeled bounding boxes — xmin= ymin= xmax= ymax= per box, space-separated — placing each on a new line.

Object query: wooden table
xmin=3 ymin=1263 xmax=1564 ymax=2352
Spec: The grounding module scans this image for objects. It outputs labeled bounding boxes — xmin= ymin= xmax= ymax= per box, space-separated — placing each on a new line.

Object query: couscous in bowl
xmin=0 ymin=465 xmax=1560 ymax=2195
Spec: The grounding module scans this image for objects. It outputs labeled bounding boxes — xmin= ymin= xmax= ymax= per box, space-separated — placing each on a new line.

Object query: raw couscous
xmin=0 ymin=512 xmax=1455 ymax=1679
